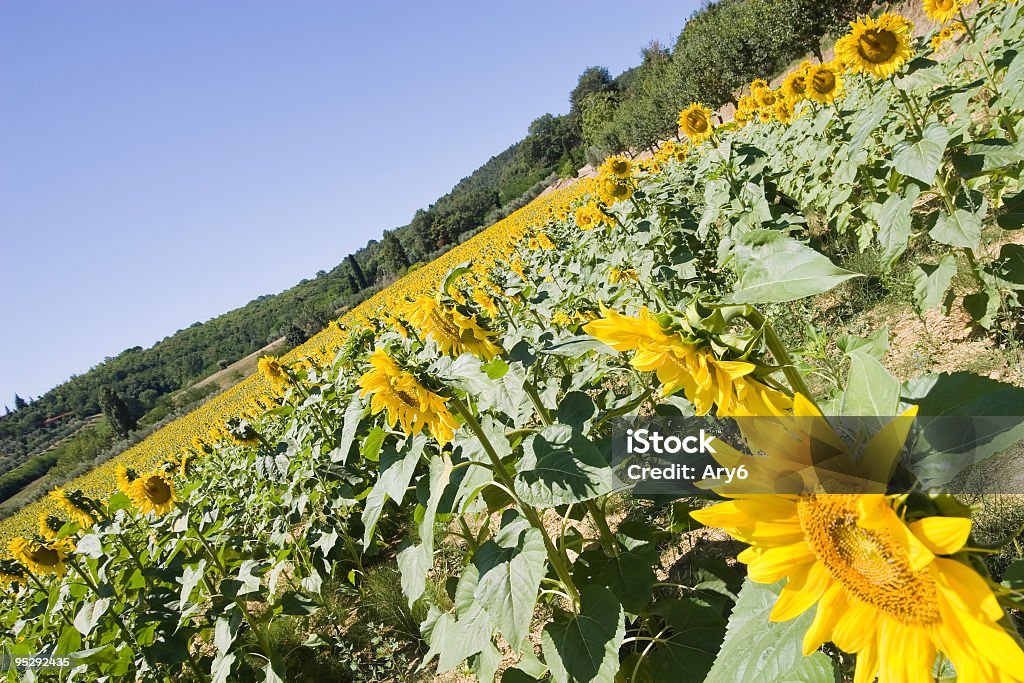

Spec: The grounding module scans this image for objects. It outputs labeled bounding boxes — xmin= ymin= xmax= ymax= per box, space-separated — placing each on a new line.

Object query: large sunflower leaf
xmin=542 ymin=586 xmax=625 ymax=683
xmin=704 ymin=580 xmax=835 ymax=683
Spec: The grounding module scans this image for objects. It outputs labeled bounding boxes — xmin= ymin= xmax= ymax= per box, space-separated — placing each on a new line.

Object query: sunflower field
xmin=3 ymin=1 xmax=1024 ymax=681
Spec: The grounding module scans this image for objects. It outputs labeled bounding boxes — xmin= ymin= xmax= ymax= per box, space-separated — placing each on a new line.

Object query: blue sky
xmin=0 ymin=0 xmax=697 ymax=404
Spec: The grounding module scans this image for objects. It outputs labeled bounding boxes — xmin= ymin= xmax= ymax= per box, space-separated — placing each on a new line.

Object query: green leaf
xmin=577 ymin=550 xmax=657 ymax=615
xmin=777 ymin=653 xmax=839 ymax=683
xmin=911 ymin=254 xmax=957 ymax=311
xmin=902 ymin=373 xmax=1024 ymax=486
xmin=952 ymin=139 xmax=1024 ymax=178
xmin=331 ymin=392 xmax=367 ymax=463
xmin=179 ymin=560 xmax=207 ymax=607
xmin=892 ymin=122 xmax=951 ymax=184
xmin=963 ymin=288 xmax=1000 ymax=329
xmin=842 ymin=350 xmax=900 ymax=417
xmin=360 ymin=426 xmax=386 ymax=462
xmin=214 ymin=609 xmax=242 ymax=655
xmin=837 ymin=327 xmax=889 ymax=361
xmin=646 ymin=597 xmax=727 ymax=682
xmin=423 ymin=564 xmax=496 ymax=672
xmin=1001 ymin=559 xmax=1024 ymax=589
xmin=929 ymin=208 xmax=983 ymax=249
xmin=211 ymin=653 xmax=237 ymax=683
xmin=543 ymin=336 xmax=616 ymax=357
xmin=872 ymin=185 xmax=920 ymax=266
xmin=279 ymin=591 xmax=320 ymax=616
xmin=704 ymin=580 xmax=833 ymax=683
xmin=73 ymin=598 xmax=110 ymax=636
xmin=992 ymin=243 xmax=1024 ymax=288
xmin=729 ymin=232 xmax=860 ymax=304
xmin=398 ymin=454 xmax=452 ymax=605
xmin=558 ymin=391 xmax=596 ymax=430
xmin=515 ymin=424 xmax=614 ymax=507
xmin=542 ymin=586 xmax=625 ymax=683
xmin=474 ymin=524 xmax=546 ymax=648
xmin=378 ymin=435 xmax=426 ymax=503
xmin=997 ymin=190 xmax=1024 ymax=230
xmin=361 ymin=483 xmax=388 ymax=547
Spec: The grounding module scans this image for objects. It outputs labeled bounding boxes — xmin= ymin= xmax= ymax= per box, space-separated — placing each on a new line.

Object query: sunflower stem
xmin=741 ymin=308 xmax=818 ymax=410
xmin=450 ymin=395 xmax=580 ymax=607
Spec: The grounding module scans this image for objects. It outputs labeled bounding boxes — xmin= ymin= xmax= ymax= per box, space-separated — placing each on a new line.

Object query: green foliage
xmin=99 ymin=387 xmax=135 ymax=438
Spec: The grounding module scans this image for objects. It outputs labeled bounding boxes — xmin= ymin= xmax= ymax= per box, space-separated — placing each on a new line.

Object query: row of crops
xmin=3 ymin=1 xmax=1024 ymax=681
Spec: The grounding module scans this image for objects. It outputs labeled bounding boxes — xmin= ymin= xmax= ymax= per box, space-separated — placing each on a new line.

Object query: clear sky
xmin=0 ymin=0 xmax=697 ymax=404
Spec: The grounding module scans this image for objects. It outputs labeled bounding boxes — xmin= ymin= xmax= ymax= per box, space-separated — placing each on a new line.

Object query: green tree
xmin=98 ymin=387 xmax=136 ymax=437
xmin=379 ymin=230 xmax=411 ymax=276
xmin=570 ymin=66 xmax=616 ymax=118
xmin=12 ymin=395 xmax=26 ymax=411
xmin=580 ymin=91 xmax=621 ymax=156
xmin=346 ymin=255 xmax=368 ymax=290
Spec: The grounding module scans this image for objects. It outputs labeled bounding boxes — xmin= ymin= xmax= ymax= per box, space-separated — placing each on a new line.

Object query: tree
xmin=13 ymin=394 xmax=26 ymax=411
xmin=281 ymin=323 xmax=308 ymax=347
xmin=570 ymin=66 xmax=616 ymax=118
xmin=522 ymin=114 xmax=580 ymax=168
xmin=379 ymin=230 xmax=411 ymax=277
xmin=580 ymin=91 xmax=621 ymax=155
xmin=346 ymin=255 xmax=367 ymax=290
xmin=99 ymin=387 xmax=136 ymax=437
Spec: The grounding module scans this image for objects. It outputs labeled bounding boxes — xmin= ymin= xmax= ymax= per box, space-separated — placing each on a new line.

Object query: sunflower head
xmin=781 ymin=66 xmax=809 ymax=101
xmin=9 ymin=536 xmax=74 ymax=577
xmin=0 ymin=558 xmax=27 ymax=590
xmin=600 ymin=155 xmax=633 ymax=179
xmin=804 ymin=62 xmax=845 ymax=104
xmin=678 ymin=103 xmax=715 ymax=144
xmin=836 ymin=13 xmax=914 ymax=79
xmin=598 ymin=177 xmax=634 ymax=206
xmin=923 ymin=0 xmax=961 ymax=23
xmin=258 ymin=355 xmax=290 ymax=394
xmin=357 ymin=348 xmax=459 ymax=446
xmin=127 ymin=471 xmax=177 ymax=516
xmin=405 ymin=296 xmax=502 ymax=360
xmin=49 ymin=487 xmax=96 ymax=529
xmin=37 ymin=513 xmax=66 ymax=540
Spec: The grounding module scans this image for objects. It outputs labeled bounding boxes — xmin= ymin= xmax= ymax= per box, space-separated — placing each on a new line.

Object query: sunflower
xmin=678 ymin=103 xmax=715 ymax=144
xmin=510 ymin=258 xmax=526 ymax=280
xmin=773 ymin=98 xmax=796 ymax=124
xmin=258 ymin=355 xmax=290 ymax=394
xmin=923 ymin=0 xmax=961 ymax=23
xmin=472 ymin=288 xmax=499 ymax=318
xmin=48 ymin=487 xmax=95 ymax=528
xmin=749 ymin=78 xmax=769 ymax=93
xmin=575 ymin=203 xmax=610 ymax=231
xmin=357 ymin=349 xmax=459 ymax=446
xmin=693 ymin=493 xmax=1024 ymax=681
xmin=582 ymin=305 xmax=791 ymax=416
xmin=551 ymin=311 xmax=574 ymax=327
xmin=406 ymin=295 xmax=502 ymax=360
xmin=38 ymin=513 xmax=65 ymax=540
xmin=0 ymin=559 xmax=27 ymax=590
xmin=804 ymin=62 xmax=845 ymax=104
xmin=607 ymin=267 xmax=638 ymax=284
xmin=598 ymin=177 xmax=634 ymax=206
xmin=756 ymin=87 xmax=779 ymax=108
xmin=127 ymin=470 xmax=177 ymax=516
xmin=930 ymin=22 xmax=963 ymax=50
xmin=8 ymin=536 xmax=74 ymax=577
xmin=781 ymin=64 xmax=810 ymax=101
xmin=600 ymin=155 xmax=633 ymax=179
xmin=836 ymin=13 xmax=914 ymax=79
xmin=536 ymin=233 xmax=556 ymax=250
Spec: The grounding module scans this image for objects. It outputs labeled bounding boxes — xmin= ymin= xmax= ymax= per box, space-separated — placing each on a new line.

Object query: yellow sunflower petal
xmin=908 ymin=516 xmax=971 ymax=556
